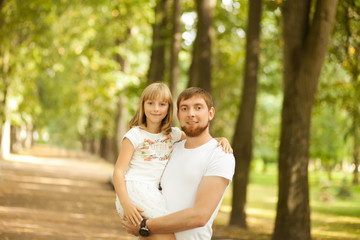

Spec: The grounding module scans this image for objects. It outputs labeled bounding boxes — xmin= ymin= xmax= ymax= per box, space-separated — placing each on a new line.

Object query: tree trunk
xmin=353 ymin=116 xmax=359 ymax=184
xmin=0 ymin=49 xmax=10 ymax=159
xmin=10 ymin=125 xmax=22 ymax=153
xmin=169 ymin=0 xmax=182 ymax=102
xmin=102 ymin=25 xmax=131 ymax=163
xmin=89 ymin=139 xmax=100 ymax=155
xmin=273 ymin=1 xmax=338 ymax=240
xmin=81 ymin=136 xmax=91 ymax=153
xmin=230 ymin=0 xmax=262 ymax=229
xmin=24 ymin=123 xmax=34 ymax=149
xmin=1 ymin=120 xmax=10 ymax=159
xmin=188 ymin=0 xmax=215 ymax=93
xmin=100 ymin=136 xmax=117 ymax=164
xmin=114 ymin=95 xmax=128 ymax=155
xmin=147 ymin=0 xmax=171 ymax=83
xmin=0 ymin=0 xmax=5 ymax=10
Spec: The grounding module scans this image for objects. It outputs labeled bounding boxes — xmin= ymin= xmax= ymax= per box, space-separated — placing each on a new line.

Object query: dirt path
xmin=0 ymin=145 xmax=133 ymax=240
xmin=0 ymin=145 xmax=270 ymax=240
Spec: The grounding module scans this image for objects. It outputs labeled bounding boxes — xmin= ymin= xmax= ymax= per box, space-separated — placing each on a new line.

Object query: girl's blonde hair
xmin=128 ymin=82 xmax=173 ymax=134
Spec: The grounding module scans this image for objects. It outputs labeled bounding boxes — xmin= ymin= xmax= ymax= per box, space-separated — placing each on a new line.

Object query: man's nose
xmin=188 ymin=108 xmax=195 ymax=117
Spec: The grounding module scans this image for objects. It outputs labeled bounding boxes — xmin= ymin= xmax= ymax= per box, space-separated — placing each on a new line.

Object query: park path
xmin=0 ymin=145 xmax=133 ymax=240
xmin=0 ymin=145 xmax=263 ymax=240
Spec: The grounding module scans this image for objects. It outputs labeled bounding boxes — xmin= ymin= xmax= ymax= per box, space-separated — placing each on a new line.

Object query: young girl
xmin=113 ymin=82 xmax=231 ymax=239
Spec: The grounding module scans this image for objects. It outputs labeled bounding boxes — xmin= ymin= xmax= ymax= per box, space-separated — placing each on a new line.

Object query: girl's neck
xmin=145 ymin=123 xmax=161 ymax=134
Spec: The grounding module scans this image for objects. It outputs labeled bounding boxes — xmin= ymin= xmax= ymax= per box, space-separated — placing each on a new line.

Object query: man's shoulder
xmin=214 ymin=145 xmax=234 ymax=157
xmin=212 ymin=146 xmax=235 ymax=163
xmin=173 ymin=139 xmax=186 ymax=150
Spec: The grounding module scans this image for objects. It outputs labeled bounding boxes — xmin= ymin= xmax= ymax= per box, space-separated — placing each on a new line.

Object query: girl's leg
xmin=140 ymin=233 xmax=176 ymax=240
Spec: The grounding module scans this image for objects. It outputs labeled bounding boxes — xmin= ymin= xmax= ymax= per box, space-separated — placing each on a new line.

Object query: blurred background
xmin=0 ymin=0 xmax=359 ymax=239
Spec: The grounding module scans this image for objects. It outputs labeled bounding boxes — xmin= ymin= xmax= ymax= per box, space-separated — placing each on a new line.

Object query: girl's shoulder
xmin=170 ymin=126 xmax=181 ymax=132
xmin=170 ymin=127 xmax=182 ymax=141
xmin=127 ymin=126 xmax=141 ymax=134
xmin=125 ymin=126 xmax=143 ymax=139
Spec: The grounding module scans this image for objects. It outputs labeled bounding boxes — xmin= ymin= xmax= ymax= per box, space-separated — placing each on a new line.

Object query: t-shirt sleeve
xmin=171 ymin=127 xmax=182 ymax=142
xmin=122 ymin=127 xmax=140 ymax=149
xmin=204 ymin=148 xmax=235 ymax=181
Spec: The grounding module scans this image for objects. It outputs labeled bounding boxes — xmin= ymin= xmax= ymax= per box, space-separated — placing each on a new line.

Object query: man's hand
xmin=121 ymin=218 xmax=140 ymax=236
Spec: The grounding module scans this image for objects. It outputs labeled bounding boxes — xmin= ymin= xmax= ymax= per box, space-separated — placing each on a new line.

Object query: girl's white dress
xmin=115 ymin=126 xmax=182 ymax=219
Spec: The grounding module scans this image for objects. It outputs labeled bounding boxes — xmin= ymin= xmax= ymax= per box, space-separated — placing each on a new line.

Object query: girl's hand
xmin=123 ymin=201 xmax=144 ymax=226
xmin=216 ymin=137 xmax=233 ymax=154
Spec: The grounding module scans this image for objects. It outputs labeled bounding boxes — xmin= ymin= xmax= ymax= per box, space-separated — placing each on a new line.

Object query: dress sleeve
xmin=122 ymin=127 xmax=140 ymax=149
xmin=171 ymin=127 xmax=182 ymax=142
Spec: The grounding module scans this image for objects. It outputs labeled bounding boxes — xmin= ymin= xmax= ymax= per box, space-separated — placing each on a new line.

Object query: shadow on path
xmin=0 ymin=145 xmax=133 ymax=240
xmin=0 ymin=145 xmax=272 ymax=240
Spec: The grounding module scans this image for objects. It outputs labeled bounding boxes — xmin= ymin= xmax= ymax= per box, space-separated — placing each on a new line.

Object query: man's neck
xmin=184 ymin=132 xmax=213 ymax=149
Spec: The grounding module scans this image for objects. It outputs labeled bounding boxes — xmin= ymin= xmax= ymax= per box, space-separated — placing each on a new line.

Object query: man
xmin=122 ymin=87 xmax=235 ymax=239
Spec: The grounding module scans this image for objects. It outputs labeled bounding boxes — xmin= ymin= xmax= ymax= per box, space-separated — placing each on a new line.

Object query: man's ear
xmin=209 ymin=107 xmax=215 ymax=121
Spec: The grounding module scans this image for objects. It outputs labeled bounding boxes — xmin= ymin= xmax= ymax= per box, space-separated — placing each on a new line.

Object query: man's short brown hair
xmin=177 ymin=87 xmax=213 ymax=111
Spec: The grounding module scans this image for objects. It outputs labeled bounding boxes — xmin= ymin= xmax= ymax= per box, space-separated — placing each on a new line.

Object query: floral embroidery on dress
xmin=138 ymin=135 xmax=174 ymax=162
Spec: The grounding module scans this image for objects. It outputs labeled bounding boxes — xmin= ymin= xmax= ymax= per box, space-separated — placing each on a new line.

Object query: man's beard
xmin=181 ymin=121 xmax=209 ymax=137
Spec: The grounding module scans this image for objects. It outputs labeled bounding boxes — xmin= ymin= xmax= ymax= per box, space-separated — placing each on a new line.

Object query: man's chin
xmin=181 ymin=125 xmax=208 ymax=137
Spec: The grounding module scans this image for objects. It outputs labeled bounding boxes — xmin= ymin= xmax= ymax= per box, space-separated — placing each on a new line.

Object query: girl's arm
xmin=180 ymin=131 xmax=233 ymax=153
xmin=113 ymin=138 xmax=143 ymax=226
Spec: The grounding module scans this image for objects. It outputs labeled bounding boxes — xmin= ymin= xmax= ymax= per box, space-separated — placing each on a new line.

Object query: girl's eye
xmin=181 ymin=107 xmax=187 ymax=111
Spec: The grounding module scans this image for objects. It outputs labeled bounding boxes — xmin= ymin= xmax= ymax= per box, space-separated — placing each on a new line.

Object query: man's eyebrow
xmin=179 ymin=102 xmax=205 ymax=108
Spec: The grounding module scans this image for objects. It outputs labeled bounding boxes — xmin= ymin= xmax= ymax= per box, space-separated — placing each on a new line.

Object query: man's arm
xmin=122 ymin=176 xmax=230 ymax=235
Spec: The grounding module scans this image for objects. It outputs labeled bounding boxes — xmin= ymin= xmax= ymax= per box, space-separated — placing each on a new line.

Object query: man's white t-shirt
xmin=161 ymin=139 xmax=235 ymax=240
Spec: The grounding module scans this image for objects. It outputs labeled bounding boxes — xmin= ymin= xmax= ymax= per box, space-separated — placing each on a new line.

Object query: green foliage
xmin=307 ymin=0 xmax=360 ymax=178
xmin=219 ymin=164 xmax=360 ymax=239
xmin=1 ymin=0 xmax=155 ymax=148
xmin=310 ymin=103 xmax=351 ymax=172
xmin=1 ymin=0 xmax=358 ymax=171
xmin=212 ymin=0 xmax=248 ymax=139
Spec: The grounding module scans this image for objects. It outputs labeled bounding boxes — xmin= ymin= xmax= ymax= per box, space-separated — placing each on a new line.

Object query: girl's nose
xmin=154 ymin=104 xmax=159 ymax=111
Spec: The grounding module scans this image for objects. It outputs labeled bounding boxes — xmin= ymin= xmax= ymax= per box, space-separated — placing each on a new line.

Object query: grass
xmin=215 ymin=163 xmax=360 ymax=240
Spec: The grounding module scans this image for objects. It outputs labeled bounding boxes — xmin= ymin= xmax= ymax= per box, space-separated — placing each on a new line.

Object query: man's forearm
xmin=147 ymin=176 xmax=230 ymax=235
xmin=146 ymin=207 xmax=208 ymax=234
